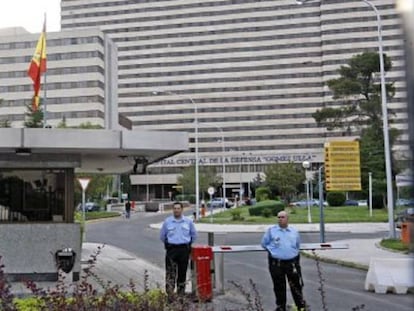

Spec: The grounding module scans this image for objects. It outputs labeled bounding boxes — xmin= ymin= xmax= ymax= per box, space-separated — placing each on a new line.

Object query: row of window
xmin=119 ymin=73 xmax=322 ymax=89
xmin=131 ymin=104 xmax=408 ymax=127
xmin=0 ymin=36 xmax=103 ymax=51
xmin=62 ymin=12 xmax=399 ymax=36
xmin=119 ymin=50 xmax=323 ymax=65
xmin=123 ymin=95 xmax=406 ymax=117
xmin=3 ymin=110 xmax=104 ymax=122
xmin=127 ymin=102 xmax=326 ymax=117
xmin=0 ymin=51 xmax=104 ymax=65
xmin=62 ymin=0 xmax=271 ymax=9
xmin=2 ymin=96 xmax=104 ymax=108
xmin=0 ymin=81 xmax=104 ymax=93
xmin=119 ymin=63 xmax=405 ymax=81
xmin=100 ymin=21 xmax=399 ymax=46
xmin=117 ymin=43 xmax=403 ymax=69
xmin=137 ymin=115 xmax=409 ymax=135
xmin=0 ymin=66 xmax=104 ymax=79
xmin=117 ymin=35 xmax=402 ymax=61
xmin=62 ymin=0 xmax=316 ymax=19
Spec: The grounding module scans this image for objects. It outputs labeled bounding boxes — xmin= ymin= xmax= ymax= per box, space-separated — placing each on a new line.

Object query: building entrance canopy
xmin=0 ymin=128 xmax=188 ymax=174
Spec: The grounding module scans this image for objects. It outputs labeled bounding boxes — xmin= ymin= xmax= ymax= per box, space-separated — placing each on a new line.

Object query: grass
xmin=199 ymin=205 xmax=396 ymax=224
xmin=74 ymin=211 xmax=120 ymax=222
xmin=380 ymin=238 xmax=410 ymax=252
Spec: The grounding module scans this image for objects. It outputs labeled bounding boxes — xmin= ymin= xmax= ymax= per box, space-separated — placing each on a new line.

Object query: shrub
xmin=175 ymin=194 xmax=196 ymax=203
xmin=255 ymin=187 xmax=271 ymax=202
xmin=230 ymin=209 xmax=244 ymax=221
xmin=262 ymin=208 xmax=272 ymax=218
xmin=248 ymin=200 xmax=284 ymax=217
xmin=326 ymin=192 xmax=346 ymax=207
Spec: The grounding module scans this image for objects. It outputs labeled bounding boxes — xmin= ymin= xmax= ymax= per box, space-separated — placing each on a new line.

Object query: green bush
xmin=255 ymin=187 xmax=271 ymax=202
xmin=175 ymin=194 xmax=196 ymax=203
xmin=248 ymin=200 xmax=284 ymax=216
xmin=230 ymin=209 xmax=244 ymax=221
xmin=326 ymin=192 xmax=346 ymax=207
xmin=262 ymin=208 xmax=272 ymax=218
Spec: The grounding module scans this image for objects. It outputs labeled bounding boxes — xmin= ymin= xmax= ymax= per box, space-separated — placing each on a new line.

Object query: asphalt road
xmin=85 ymin=212 xmax=413 ymax=311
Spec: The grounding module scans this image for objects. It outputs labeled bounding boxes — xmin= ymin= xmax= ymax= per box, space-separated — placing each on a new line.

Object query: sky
xmin=0 ymin=0 xmax=61 ymax=33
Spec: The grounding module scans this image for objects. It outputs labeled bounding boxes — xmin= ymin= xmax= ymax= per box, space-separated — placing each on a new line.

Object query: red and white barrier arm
xmin=212 ymin=242 xmax=349 ymax=253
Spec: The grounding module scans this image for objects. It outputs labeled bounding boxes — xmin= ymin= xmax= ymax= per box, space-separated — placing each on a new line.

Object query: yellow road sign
xmin=324 ymin=141 xmax=361 ymax=191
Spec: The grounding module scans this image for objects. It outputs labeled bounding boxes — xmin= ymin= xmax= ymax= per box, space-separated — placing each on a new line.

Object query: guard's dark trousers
xmin=165 ymin=244 xmax=191 ymax=297
xmin=268 ymin=256 xmax=306 ymax=311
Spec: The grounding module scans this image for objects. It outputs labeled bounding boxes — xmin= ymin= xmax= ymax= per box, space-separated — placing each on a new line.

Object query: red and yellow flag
xmin=27 ymin=20 xmax=46 ymax=111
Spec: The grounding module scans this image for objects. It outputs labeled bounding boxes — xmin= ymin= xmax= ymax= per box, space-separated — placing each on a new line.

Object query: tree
xmin=24 ymin=97 xmax=44 ymax=128
xmin=0 ymin=98 xmax=10 ymax=128
xmin=177 ymin=165 xmax=222 ymax=199
xmin=264 ymin=162 xmax=304 ymax=202
xmin=313 ymin=52 xmax=394 ymax=133
xmin=312 ymin=52 xmax=399 ymax=196
xmin=250 ymin=173 xmax=265 ymax=198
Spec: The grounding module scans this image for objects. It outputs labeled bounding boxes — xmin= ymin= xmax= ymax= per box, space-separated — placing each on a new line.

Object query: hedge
xmin=248 ymin=200 xmax=285 ymax=217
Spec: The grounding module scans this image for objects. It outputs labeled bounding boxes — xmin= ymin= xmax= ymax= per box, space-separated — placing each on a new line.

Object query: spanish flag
xmin=28 ymin=20 xmax=47 ymax=111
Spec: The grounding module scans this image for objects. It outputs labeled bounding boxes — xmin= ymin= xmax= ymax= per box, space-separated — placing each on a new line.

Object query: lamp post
xmin=154 ymin=91 xmax=200 ymax=219
xmin=318 ymin=165 xmax=325 ymax=243
xmin=296 ymin=0 xmax=395 ymax=238
xmin=199 ymin=123 xmax=226 ymax=209
xmin=213 ymin=126 xmax=226 ymax=209
xmin=302 ymin=161 xmax=312 ymax=223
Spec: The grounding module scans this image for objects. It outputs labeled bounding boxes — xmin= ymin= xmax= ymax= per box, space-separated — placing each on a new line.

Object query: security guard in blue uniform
xmin=261 ymin=210 xmax=306 ymax=311
xmin=160 ymin=202 xmax=197 ymax=300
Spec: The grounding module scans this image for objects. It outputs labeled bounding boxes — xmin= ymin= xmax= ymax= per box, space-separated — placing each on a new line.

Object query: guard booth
xmin=0 ymin=128 xmax=187 ymax=282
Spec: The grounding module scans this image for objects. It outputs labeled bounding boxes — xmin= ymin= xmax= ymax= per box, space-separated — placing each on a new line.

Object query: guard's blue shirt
xmin=261 ymin=225 xmax=300 ymax=260
xmin=160 ymin=215 xmax=197 ymax=245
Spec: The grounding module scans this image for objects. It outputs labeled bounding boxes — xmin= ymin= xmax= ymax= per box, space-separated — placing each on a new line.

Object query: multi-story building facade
xmin=0 ymin=26 xmax=120 ymax=129
xmin=59 ymin=0 xmax=407 ymax=200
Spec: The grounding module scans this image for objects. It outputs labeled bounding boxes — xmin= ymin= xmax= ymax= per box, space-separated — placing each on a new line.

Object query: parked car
xmin=290 ymin=199 xmax=327 ymax=207
xmin=395 ymin=207 xmax=414 ymax=229
xmin=358 ymin=200 xmax=368 ymax=207
xmin=344 ymin=199 xmax=359 ymax=206
xmin=77 ymin=202 xmax=101 ymax=212
xmin=207 ymin=198 xmax=233 ymax=209
xmin=396 ymin=198 xmax=414 ymax=207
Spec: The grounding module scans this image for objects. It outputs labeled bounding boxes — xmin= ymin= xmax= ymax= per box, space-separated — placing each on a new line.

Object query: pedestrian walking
xmin=261 ymin=210 xmax=306 ymax=311
xmin=125 ymin=200 xmax=131 ymax=219
xmin=159 ymin=202 xmax=197 ymax=301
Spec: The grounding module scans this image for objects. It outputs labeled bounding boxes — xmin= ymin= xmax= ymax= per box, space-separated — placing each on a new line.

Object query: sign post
xmin=77 ymin=178 xmax=91 ymax=242
xmin=207 ymin=187 xmax=215 ymax=223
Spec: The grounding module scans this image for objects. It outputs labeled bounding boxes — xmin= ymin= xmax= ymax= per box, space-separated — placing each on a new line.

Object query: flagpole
xmin=43 ymin=13 xmax=48 ymax=128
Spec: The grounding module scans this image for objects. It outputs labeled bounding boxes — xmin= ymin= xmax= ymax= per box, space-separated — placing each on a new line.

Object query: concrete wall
xmin=0 ymin=223 xmax=81 ymax=282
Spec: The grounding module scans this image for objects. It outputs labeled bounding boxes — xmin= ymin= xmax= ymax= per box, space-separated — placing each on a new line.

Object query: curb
xmin=301 ymin=251 xmax=369 ymax=271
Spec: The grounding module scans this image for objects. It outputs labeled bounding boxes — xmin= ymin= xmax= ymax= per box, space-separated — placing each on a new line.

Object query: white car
xmin=207 ymin=198 xmax=233 ymax=209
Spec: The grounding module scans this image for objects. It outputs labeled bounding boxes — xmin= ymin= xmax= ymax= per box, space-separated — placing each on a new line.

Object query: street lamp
xmin=296 ymin=0 xmax=395 ymax=238
xmin=213 ymin=125 xmax=226 ymax=209
xmin=318 ymin=165 xmax=325 ymax=243
xmin=154 ymin=91 xmax=200 ymax=220
xmin=302 ymin=161 xmax=312 ymax=223
xmin=199 ymin=122 xmax=226 ymax=209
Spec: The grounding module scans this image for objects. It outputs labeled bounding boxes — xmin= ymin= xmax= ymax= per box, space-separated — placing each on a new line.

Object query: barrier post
xmin=191 ymin=245 xmax=213 ymax=302
xmin=401 ymin=222 xmax=412 ymax=245
xmin=208 ymin=232 xmax=215 ymax=287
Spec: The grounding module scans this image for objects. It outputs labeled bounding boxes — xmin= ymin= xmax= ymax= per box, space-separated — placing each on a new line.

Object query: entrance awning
xmin=0 ymin=128 xmax=188 ymax=173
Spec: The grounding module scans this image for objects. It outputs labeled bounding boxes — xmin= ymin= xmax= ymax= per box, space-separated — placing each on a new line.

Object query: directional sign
xmin=325 ymin=141 xmax=361 ymax=191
